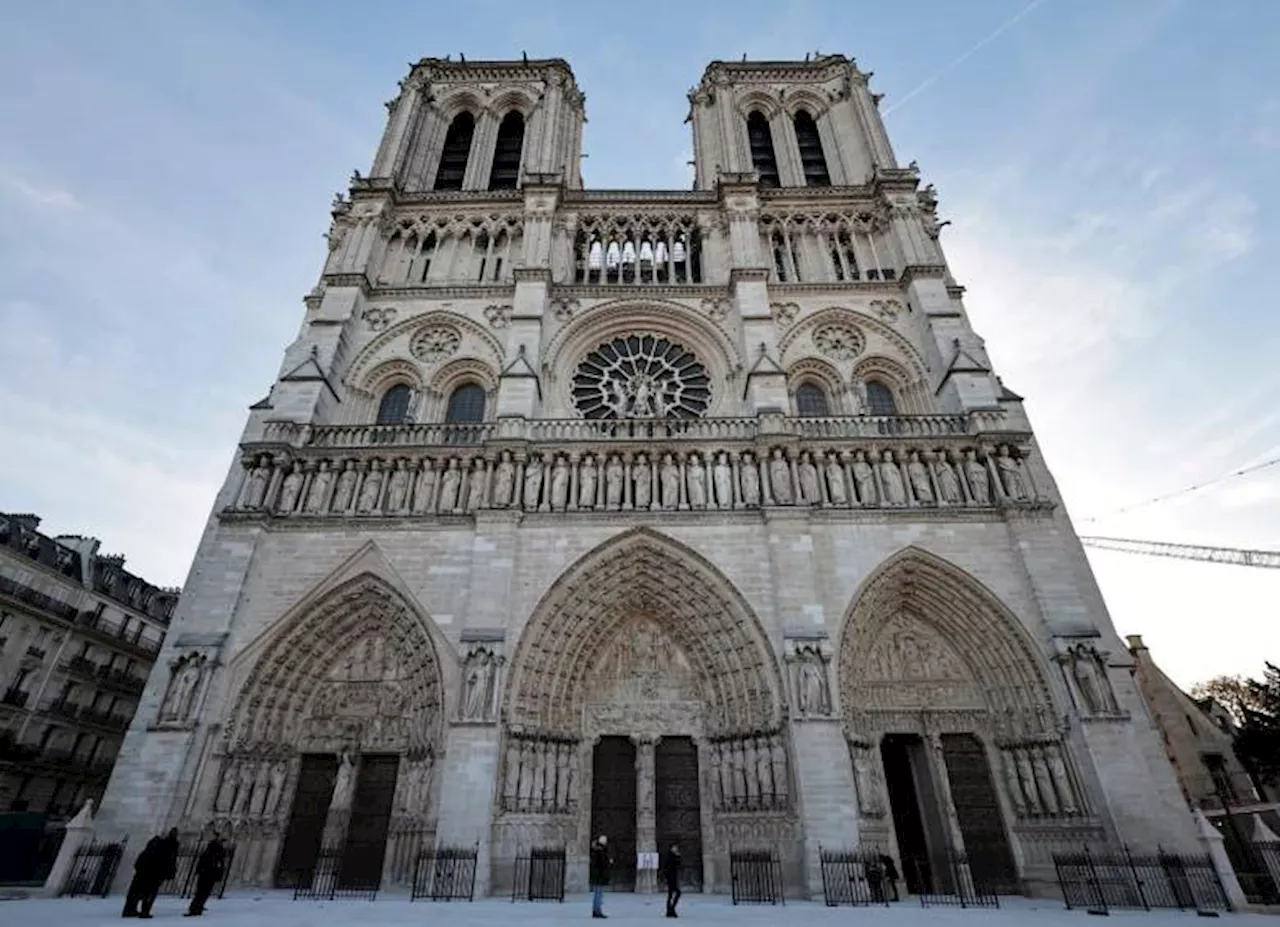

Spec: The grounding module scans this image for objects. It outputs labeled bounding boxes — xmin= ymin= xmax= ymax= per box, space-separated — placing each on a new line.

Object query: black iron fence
xmin=61 ymin=838 xmax=126 ymax=897
xmin=819 ymin=846 xmax=895 ymax=906
xmin=909 ymin=852 xmax=1000 ymax=908
xmin=291 ymin=847 xmax=379 ymax=901
xmin=410 ymin=844 xmax=478 ymax=901
xmin=156 ymin=840 xmax=236 ymax=899
xmin=1222 ymin=833 xmax=1280 ymax=905
xmin=1053 ymin=846 xmax=1230 ymax=914
xmin=729 ymin=848 xmax=784 ymax=905
xmin=0 ymin=813 xmax=64 ymax=885
xmin=511 ymin=846 xmax=566 ymax=902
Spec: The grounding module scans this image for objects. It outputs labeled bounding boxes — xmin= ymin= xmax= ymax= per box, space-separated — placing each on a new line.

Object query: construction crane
xmin=1079 ymin=536 xmax=1280 ymax=569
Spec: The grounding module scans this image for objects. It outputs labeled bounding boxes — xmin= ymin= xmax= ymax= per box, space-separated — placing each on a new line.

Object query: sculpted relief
xmin=856 ymin=615 xmax=981 ymax=710
xmin=584 ymin=616 xmax=703 ymax=737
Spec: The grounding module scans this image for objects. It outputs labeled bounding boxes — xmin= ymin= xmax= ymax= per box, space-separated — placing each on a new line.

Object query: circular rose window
xmin=572 ymin=335 xmax=711 ymax=419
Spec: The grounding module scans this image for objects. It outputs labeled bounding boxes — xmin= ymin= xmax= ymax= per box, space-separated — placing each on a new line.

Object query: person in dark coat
xmin=122 ymin=828 xmax=179 ymax=919
xmin=185 ymin=836 xmax=227 ymax=917
xmin=588 ymin=834 xmax=611 ymax=918
xmin=661 ymin=844 xmax=682 ymax=918
xmin=879 ymin=853 xmax=900 ymax=902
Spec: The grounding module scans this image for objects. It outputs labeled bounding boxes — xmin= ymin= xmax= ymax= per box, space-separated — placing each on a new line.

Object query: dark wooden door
xmin=339 ymin=754 xmax=399 ymax=890
xmin=941 ymin=733 xmax=1017 ymax=891
xmin=881 ymin=735 xmax=932 ymax=894
xmin=590 ymin=736 xmax=636 ymax=890
xmin=655 ymin=737 xmax=703 ymax=890
xmin=275 ymin=754 xmax=337 ymax=888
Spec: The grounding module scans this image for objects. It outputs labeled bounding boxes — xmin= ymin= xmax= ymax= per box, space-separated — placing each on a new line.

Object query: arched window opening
xmin=475 ymin=231 xmax=491 ymax=282
xmin=376 ymin=384 xmax=413 ymax=425
xmin=865 ymin=380 xmax=898 ymax=416
xmin=747 ymin=112 xmax=780 ymax=188
xmin=445 ymin=383 xmax=486 ymax=423
xmin=489 ymin=111 xmax=525 ymax=190
xmin=435 ymin=112 xmax=475 ymax=191
xmin=793 ymin=110 xmax=830 ymax=186
xmin=795 ymin=383 xmax=830 ymax=417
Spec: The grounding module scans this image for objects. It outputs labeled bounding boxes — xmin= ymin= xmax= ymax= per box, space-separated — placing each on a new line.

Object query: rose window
xmin=572 ymin=335 xmax=711 ymax=420
xmin=410 ymin=325 xmax=460 ymax=363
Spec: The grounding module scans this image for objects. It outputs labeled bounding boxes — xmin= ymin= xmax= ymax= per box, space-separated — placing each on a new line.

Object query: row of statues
xmin=502 ymin=734 xmax=579 ymax=814
xmin=213 ymin=756 xmax=291 ymax=819
xmin=1000 ymin=740 xmax=1081 ymax=819
xmin=234 ymin=443 xmax=1037 ymax=517
xmin=706 ymin=732 xmax=790 ymax=813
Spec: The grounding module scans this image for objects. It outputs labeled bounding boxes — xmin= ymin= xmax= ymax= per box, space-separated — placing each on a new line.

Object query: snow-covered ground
xmin=4 ymin=892 xmax=1273 ymax=926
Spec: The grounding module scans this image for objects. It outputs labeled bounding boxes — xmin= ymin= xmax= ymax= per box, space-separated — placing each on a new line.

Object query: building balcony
xmin=62 ymin=655 xmax=100 ymax=680
xmin=79 ymin=707 xmax=129 ymax=732
xmin=2 ymin=687 xmax=31 ymax=708
xmin=96 ymin=664 xmax=145 ymax=695
xmin=25 ymin=646 xmax=46 ymax=661
xmin=0 ymin=735 xmax=39 ymax=762
xmin=44 ymin=698 xmax=82 ymax=722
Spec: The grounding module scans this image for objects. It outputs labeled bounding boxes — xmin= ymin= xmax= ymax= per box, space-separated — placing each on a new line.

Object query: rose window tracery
xmin=813 ymin=323 xmax=865 ymax=360
xmin=572 ymin=335 xmax=711 ymax=420
xmin=410 ymin=325 xmax=461 ymax=363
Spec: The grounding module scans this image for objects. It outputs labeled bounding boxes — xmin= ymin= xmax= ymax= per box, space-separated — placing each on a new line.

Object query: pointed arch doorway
xmin=498 ymin=529 xmax=795 ymax=894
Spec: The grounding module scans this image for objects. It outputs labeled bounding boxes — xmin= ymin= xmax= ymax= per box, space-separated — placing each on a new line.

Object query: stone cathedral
xmin=97 ymin=55 xmax=1197 ymax=897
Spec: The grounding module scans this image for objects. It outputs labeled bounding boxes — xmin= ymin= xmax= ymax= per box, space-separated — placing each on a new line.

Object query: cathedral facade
xmin=96 ymin=55 xmax=1196 ymax=897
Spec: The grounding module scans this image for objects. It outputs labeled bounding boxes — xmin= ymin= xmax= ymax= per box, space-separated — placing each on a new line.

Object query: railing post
xmin=1195 ymin=810 xmax=1247 ymax=911
xmin=41 ymin=799 xmax=95 ymax=897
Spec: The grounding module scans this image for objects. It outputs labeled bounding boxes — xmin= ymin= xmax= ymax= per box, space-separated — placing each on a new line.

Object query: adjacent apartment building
xmin=0 ymin=513 xmax=177 ymax=816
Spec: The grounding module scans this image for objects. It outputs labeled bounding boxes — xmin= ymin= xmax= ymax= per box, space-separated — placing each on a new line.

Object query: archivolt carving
xmin=344 ymin=310 xmax=505 ymax=390
xmin=779 ymin=307 xmax=926 ymax=377
xmin=223 ymin=573 xmax=445 ymax=756
xmin=838 ymin=547 xmax=1056 ymax=736
xmin=504 ymin=529 xmax=782 ymax=738
xmin=356 ymin=359 xmax=425 ymax=400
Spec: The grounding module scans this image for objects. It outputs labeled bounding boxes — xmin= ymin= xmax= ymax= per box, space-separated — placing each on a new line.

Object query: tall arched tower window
xmin=435 ymin=112 xmax=475 ymax=191
xmin=865 ymin=380 xmax=897 ymax=416
xmin=489 ymin=111 xmax=525 ymax=190
xmin=793 ymin=110 xmax=830 ymax=186
xmin=376 ymin=384 xmax=413 ymax=425
xmin=795 ymin=383 xmax=830 ymax=417
xmin=445 ymin=383 xmax=486 ymax=423
xmin=747 ymin=112 xmax=780 ymax=188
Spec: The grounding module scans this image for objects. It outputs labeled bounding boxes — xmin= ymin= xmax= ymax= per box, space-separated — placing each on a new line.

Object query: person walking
xmin=589 ymin=834 xmax=611 ymax=918
xmin=661 ymin=844 xmax=682 ymax=918
xmin=122 ymin=828 xmax=179 ymax=919
xmin=879 ymin=853 xmax=900 ymax=902
xmin=185 ymin=835 xmax=228 ymax=917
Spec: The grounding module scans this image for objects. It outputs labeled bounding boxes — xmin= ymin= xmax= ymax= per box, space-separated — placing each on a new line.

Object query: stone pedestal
xmin=435 ymin=724 xmax=501 ymax=895
xmin=1196 ymin=810 xmax=1247 ymax=911
xmin=42 ymin=800 xmax=95 ymax=897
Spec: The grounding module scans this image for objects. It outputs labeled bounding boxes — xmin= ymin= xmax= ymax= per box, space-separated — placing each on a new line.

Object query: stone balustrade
xmin=231 ymin=414 xmax=1046 ymax=519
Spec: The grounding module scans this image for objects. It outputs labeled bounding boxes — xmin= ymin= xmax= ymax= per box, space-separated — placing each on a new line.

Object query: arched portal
xmin=499 ymin=529 xmax=796 ymax=893
xmin=207 ymin=573 xmax=446 ymax=889
xmin=838 ymin=548 xmax=1085 ymax=893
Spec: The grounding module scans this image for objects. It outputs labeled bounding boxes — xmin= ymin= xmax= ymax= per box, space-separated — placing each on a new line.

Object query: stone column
xmin=41 ymin=800 xmax=95 ymax=897
xmin=1196 ymin=810 xmax=1247 ymax=911
xmin=634 ymin=735 xmax=659 ymax=894
xmin=322 ymin=751 xmax=359 ymax=848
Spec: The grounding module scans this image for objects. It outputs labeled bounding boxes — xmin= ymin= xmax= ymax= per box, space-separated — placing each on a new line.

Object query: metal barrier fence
xmin=729 ymin=848 xmax=784 ymax=905
xmin=0 ymin=815 xmax=64 ymax=885
xmin=61 ymin=838 xmax=126 ymax=897
xmin=511 ymin=847 xmax=566 ymax=902
xmin=291 ymin=847 xmax=379 ymax=901
xmin=909 ymin=852 xmax=1000 ymax=908
xmin=1053 ymin=847 xmax=1230 ymax=914
xmin=410 ymin=845 xmax=478 ymax=901
xmin=1225 ymin=836 xmax=1280 ymax=905
xmin=819 ymin=846 xmax=894 ymax=906
xmin=156 ymin=841 xmax=235 ymax=899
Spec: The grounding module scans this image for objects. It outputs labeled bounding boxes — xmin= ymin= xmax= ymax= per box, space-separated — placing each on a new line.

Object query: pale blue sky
xmin=1 ymin=0 xmax=1277 ymax=687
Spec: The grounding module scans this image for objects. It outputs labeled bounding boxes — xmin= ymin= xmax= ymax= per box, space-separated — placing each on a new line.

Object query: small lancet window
xmin=865 ymin=380 xmax=897 ymax=416
xmin=445 ymin=383 xmax=486 ymax=423
xmin=376 ymin=384 xmax=413 ymax=425
xmin=795 ymin=383 xmax=830 ymax=417
xmin=793 ymin=110 xmax=830 ymax=186
xmin=435 ymin=112 xmax=475 ymax=191
xmin=488 ymin=111 xmax=525 ymax=190
xmin=747 ymin=111 xmax=780 ymax=188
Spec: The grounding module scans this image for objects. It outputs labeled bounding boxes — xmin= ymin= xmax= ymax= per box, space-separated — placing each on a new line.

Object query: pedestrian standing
xmin=661 ymin=844 xmax=682 ymax=918
xmin=185 ymin=836 xmax=227 ymax=917
xmin=589 ymin=834 xmax=611 ymax=918
xmin=879 ymin=853 xmax=900 ymax=902
xmin=122 ymin=828 xmax=178 ymax=919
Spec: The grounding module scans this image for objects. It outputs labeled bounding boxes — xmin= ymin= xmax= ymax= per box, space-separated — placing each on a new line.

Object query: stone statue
xmin=356 ymin=462 xmax=384 ymax=513
xmin=578 ymin=454 xmax=598 ymax=508
xmin=907 ymin=451 xmax=933 ymax=504
xmin=463 ymin=658 xmax=487 ymax=719
xmin=851 ymin=745 xmax=884 ymax=817
xmin=160 ymin=656 xmax=202 ymax=723
xmin=250 ymin=764 xmax=270 ymax=815
xmin=550 ymin=456 xmax=569 ymax=510
xmin=713 ymin=453 xmax=733 ymax=508
xmin=439 ymin=459 xmax=462 ymax=512
xmin=660 ymin=454 xmax=681 ymax=509
xmin=277 ymin=464 xmax=304 ymax=514
xmin=797 ymin=655 xmax=829 ymax=714
xmin=412 ymin=460 xmax=437 ymax=514
xmin=852 ymin=451 xmax=876 ymax=505
xmin=331 ymin=750 xmax=357 ymax=810
xmin=304 ymin=462 xmax=332 ymax=513
xmin=825 ymin=452 xmax=848 ymax=505
xmin=1071 ymin=647 xmax=1113 ymax=714
xmin=243 ymin=462 xmax=268 ymax=509
xmin=686 ymin=453 xmax=707 ymax=508
xmin=492 ymin=452 xmax=515 ymax=508
xmin=768 ymin=449 xmax=793 ymax=504
xmin=739 ymin=452 xmax=760 ymax=506
xmin=997 ymin=445 xmax=1029 ymax=501
xmin=879 ymin=450 xmax=906 ymax=505
xmin=964 ymin=449 xmax=991 ymax=504
xmin=523 ymin=455 xmax=543 ymax=510
xmin=934 ymin=452 xmax=962 ymax=504
xmin=797 ymin=452 xmax=821 ymax=505
xmin=387 ymin=461 xmax=411 ymax=512
xmin=632 ymin=453 xmax=652 ymax=509
xmin=604 ymin=455 xmax=624 ymax=509
xmin=231 ymin=763 xmax=256 ymax=816
xmin=267 ymin=761 xmax=288 ymax=816
xmin=466 ymin=458 xmax=487 ymax=512
xmin=214 ymin=763 xmax=237 ymax=813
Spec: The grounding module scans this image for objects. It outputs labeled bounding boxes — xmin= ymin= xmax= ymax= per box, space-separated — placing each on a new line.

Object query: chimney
xmin=1126 ymin=634 xmax=1146 ymax=652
